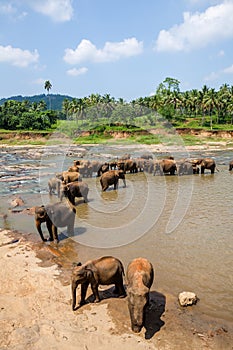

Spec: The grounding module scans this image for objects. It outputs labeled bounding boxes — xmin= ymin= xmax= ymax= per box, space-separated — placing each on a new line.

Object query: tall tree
xmin=44 ymin=80 xmax=52 ymax=109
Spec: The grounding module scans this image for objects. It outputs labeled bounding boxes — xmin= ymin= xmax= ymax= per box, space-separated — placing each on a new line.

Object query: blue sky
xmin=0 ymin=0 xmax=233 ymax=101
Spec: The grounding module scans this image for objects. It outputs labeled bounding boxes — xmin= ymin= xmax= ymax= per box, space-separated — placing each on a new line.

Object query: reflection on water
xmin=0 ymin=146 xmax=233 ymax=323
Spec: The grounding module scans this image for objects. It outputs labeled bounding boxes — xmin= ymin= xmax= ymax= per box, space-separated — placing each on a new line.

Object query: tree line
xmin=1 ymin=77 xmax=233 ymax=130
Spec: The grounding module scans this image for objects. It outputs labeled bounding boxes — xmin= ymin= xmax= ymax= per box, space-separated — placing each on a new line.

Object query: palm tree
xmin=203 ymin=88 xmax=216 ymax=129
xmin=44 ymin=80 xmax=52 ymax=109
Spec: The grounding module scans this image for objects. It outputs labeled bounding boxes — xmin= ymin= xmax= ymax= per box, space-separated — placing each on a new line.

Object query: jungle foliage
xmin=1 ymin=77 xmax=233 ymax=131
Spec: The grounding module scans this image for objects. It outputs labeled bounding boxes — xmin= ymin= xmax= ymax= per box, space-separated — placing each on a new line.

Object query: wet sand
xmin=0 ymin=228 xmax=233 ymax=350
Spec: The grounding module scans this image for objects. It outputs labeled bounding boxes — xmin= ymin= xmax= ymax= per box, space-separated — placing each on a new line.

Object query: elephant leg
xmin=35 ymin=220 xmax=47 ymax=242
xmin=68 ymin=194 xmax=75 ymax=205
xmin=211 ymin=167 xmax=215 ymax=174
xmin=114 ymin=279 xmax=126 ymax=297
xmin=90 ymin=282 xmax=100 ymax=303
xmin=72 ymin=280 xmax=78 ymax=310
xmin=80 ymin=282 xmax=89 ymax=305
xmin=201 ymin=166 xmax=205 ymax=174
xmin=57 ymin=182 xmax=61 ymax=198
xmin=102 ymin=183 xmax=108 ymax=191
xmin=52 ymin=225 xmax=59 ymax=242
xmin=46 ymin=220 xmax=54 ymax=241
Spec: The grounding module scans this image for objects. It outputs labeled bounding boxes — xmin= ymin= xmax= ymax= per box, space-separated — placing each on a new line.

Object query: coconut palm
xmin=44 ymin=80 xmax=52 ymax=109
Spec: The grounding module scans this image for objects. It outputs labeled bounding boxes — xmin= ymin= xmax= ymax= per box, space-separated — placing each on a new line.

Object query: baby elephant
xmin=100 ymin=170 xmax=126 ymax=191
xmin=127 ymin=257 xmax=154 ymax=333
xmin=60 ymin=181 xmax=89 ymax=204
xmin=35 ymin=202 xmax=76 ymax=242
xmin=71 ymin=256 xmax=126 ymax=311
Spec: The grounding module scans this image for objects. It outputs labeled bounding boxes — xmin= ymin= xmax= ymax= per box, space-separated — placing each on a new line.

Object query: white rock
xmin=178 ymin=291 xmax=198 ymax=306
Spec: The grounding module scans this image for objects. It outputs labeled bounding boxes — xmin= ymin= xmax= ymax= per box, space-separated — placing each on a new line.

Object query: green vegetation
xmin=1 ymin=77 xmax=233 ymax=143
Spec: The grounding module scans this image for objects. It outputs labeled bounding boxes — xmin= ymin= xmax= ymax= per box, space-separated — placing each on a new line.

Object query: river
xmin=0 ymin=143 xmax=233 ymax=325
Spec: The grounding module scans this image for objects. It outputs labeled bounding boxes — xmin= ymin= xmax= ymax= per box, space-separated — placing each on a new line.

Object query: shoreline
xmin=1 ymin=139 xmax=233 ymax=152
xmin=1 ymin=228 xmax=233 ymax=350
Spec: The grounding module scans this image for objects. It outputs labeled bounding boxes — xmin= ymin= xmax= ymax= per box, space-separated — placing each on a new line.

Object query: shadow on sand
xmin=144 ymin=291 xmax=166 ymax=339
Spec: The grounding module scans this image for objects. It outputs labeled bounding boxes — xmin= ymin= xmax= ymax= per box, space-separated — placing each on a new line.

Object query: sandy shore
xmin=0 ymin=229 xmax=233 ymax=350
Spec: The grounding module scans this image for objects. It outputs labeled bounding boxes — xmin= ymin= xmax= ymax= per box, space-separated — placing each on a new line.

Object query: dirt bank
xmin=1 ymin=128 xmax=233 ymax=143
xmin=0 ymin=229 xmax=232 ymax=350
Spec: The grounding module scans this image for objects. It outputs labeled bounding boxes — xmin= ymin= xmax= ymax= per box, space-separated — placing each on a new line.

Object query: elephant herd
xmin=35 ymin=153 xmax=227 ymax=242
xmin=71 ymin=255 xmax=154 ymax=333
xmin=33 ymin=152 xmax=233 ymax=334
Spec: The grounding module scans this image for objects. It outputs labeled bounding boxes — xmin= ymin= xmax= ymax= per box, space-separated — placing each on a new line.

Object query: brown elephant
xmin=154 ymin=159 xmax=177 ymax=175
xmin=97 ymin=162 xmax=110 ymax=177
xmin=34 ymin=202 xmax=76 ymax=242
xmin=193 ymin=158 xmax=216 ymax=174
xmin=60 ymin=181 xmax=89 ymax=204
xmin=48 ymin=177 xmax=62 ymax=197
xmin=71 ymin=256 xmax=126 ymax=310
xmin=117 ymin=159 xmax=138 ymax=173
xmin=100 ymin=170 xmax=126 ymax=191
xmin=127 ymin=257 xmax=154 ymax=333
xmin=56 ymin=171 xmax=82 ymax=184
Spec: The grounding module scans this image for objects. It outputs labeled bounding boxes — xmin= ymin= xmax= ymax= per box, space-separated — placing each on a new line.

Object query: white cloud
xmin=30 ymin=0 xmax=73 ymax=22
xmin=64 ymin=37 xmax=143 ymax=64
xmin=155 ymin=0 xmax=233 ymax=52
xmin=67 ymin=67 xmax=88 ymax=76
xmin=204 ymin=71 xmax=219 ymax=82
xmin=0 ymin=2 xmax=27 ymax=20
xmin=223 ymin=64 xmax=233 ymax=74
xmin=0 ymin=45 xmax=39 ymax=67
xmin=33 ymin=78 xmax=45 ymax=85
xmin=218 ymin=50 xmax=225 ymax=57
xmin=0 ymin=3 xmax=17 ymax=15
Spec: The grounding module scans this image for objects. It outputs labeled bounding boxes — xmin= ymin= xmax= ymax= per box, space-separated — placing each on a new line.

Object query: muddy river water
xmin=0 ymin=143 xmax=233 ymax=326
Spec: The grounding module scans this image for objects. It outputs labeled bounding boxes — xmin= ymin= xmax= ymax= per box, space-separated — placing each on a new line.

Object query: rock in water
xmin=178 ymin=291 xmax=198 ymax=306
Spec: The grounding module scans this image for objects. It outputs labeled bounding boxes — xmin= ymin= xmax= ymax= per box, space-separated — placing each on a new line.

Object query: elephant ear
xmin=35 ymin=205 xmax=47 ymax=218
xmin=85 ymin=267 xmax=94 ymax=280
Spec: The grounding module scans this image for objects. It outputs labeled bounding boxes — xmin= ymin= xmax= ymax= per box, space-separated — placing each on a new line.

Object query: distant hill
xmin=0 ymin=94 xmax=74 ymax=111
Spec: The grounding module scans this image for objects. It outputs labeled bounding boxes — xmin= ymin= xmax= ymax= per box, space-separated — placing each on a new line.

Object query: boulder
xmin=178 ymin=291 xmax=198 ymax=306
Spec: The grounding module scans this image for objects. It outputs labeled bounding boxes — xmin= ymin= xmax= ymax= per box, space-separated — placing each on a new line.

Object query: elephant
xmin=140 ymin=153 xmax=153 ymax=160
xmin=34 ymin=202 xmax=76 ymax=242
xmin=229 ymin=160 xmax=233 ymax=171
xmin=48 ymin=177 xmax=62 ymax=197
xmin=193 ymin=158 xmax=216 ymax=174
xmin=120 ymin=153 xmax=131 ymax=160
xmin=126 ymin=257 xmax=154 ymax=333
xmin=117 ymin=159 xmax=138 ymax=173
xmin=177 ymin=161 xmax=199 ymax=175
xmin=71 ymin=256 xmax=126 ymax=310
xmin=135 ymin=158 xmax=146 ymax=172
xmin=100 ymin=170 xmax=126 ymax=191
xmin=56 ymin=171 xmax=82 ymax=184
xmin=97 ymin=163 xmax=110 ymax=177
xmin=153 ymin=159 xmax=177 ymax=175
xmin=67 ymin=160 xmax=81 ymax=172
xmin=109 ymin=160 xmax=118 ymax=170
xmin=60 ymin=181 xmax=89 ymax=204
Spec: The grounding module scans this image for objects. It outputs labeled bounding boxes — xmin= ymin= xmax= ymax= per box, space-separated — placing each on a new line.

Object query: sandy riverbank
xmin=0 ymin=229 xmax=233 ymax=350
